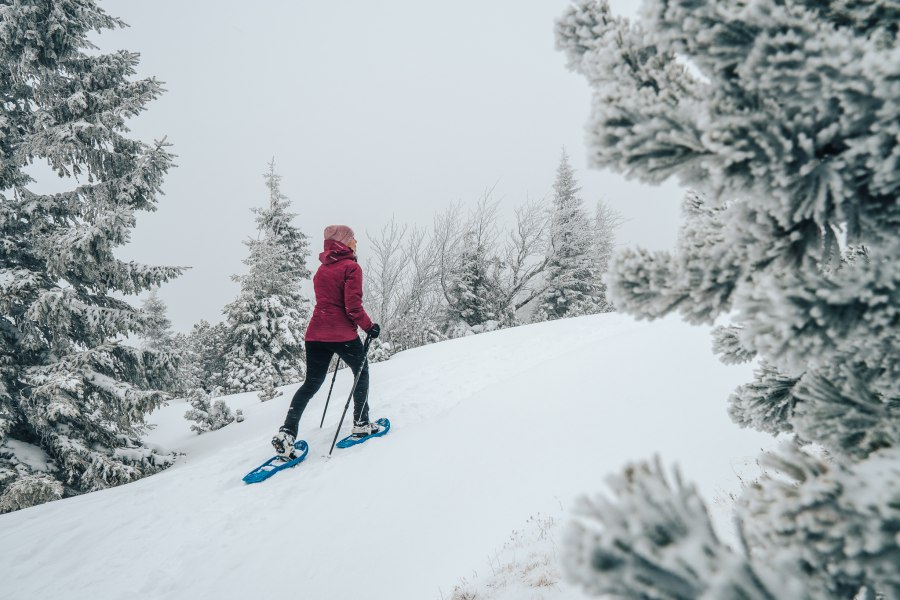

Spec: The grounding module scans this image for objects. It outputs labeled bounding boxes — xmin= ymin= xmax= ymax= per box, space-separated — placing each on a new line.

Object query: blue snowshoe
xmin=242 ymin=440 xmax=309 ymax=484
xmin=336 ymin=417 xmax=391 ymax=449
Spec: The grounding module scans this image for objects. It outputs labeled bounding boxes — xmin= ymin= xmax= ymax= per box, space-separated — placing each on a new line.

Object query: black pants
xmin=281 ymin=338 xmax=370 ymax=437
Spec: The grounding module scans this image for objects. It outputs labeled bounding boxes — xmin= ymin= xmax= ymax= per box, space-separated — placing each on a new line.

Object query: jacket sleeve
xmin=343 ymin=262 xmax=374 ymax=332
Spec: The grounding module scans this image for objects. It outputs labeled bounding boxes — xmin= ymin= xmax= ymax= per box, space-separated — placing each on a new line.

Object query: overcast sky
xmin=71 ymin=0 xmax=685 ymax=332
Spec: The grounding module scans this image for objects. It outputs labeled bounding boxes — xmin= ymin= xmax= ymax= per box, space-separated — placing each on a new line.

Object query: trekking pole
xmin=329 ymin=335 xmax=373 ymax=456
xmin=319 ymin=357 xmax=342 ymax=428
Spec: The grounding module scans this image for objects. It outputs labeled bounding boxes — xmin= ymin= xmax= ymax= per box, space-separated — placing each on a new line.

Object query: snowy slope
xmin=0 ymin=314 xmax=771 ymax=600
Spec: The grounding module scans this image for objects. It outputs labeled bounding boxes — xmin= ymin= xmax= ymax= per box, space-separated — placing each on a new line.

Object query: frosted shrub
xmin=556 ymin=0 xmax=900 ymax=597
xmin=0 ymin=474 xmax=64 ymax=514
xmin=367 ymin=338 xmax=392 ymax=363
xmin=185 ymin=390 xmax=235 ymax=435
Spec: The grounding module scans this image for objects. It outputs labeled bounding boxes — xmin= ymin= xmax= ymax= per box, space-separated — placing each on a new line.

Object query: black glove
xmin=366 ymin=323 xmax=381 ymax=339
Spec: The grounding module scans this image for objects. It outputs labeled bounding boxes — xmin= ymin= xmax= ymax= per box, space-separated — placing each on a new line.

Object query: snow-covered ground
xmin=0 ymin=314 xmax=771 ymax=599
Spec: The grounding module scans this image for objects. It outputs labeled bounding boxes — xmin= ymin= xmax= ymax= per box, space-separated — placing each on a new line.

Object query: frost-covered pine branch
xmin=556 ymin=0 xmax=900 ymax=596
xmin=727 ymin=361 xmax=798 ymax=437
xmin=565 ymin=457 xmax=806 ymax=599
xmin=739 ymin=444 xmax=900 ymax=598
xmin=711 ymin=325 xmax=756 ymax=365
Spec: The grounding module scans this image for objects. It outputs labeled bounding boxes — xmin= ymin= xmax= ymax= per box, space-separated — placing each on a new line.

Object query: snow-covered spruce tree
xmin=587 ymin=199 xmax=621 ymax=313
xmin=557 ymin=0 xmax=900 ymax=597
xmin=138 ymin=287 xmax=182 ymax=394
xmin=0 ymin=2 xmax=183 ymax=512
xmin=186 ymin=319 xmax=229 ymax=394
xmin=445 ymin=230 xmax=506 ymax=335
xmin=223 ymin=161 xmax=311 ymax=401
xmin=439 ymin=196 xmax=514 ymax=336
xmin=165 ymin=331 xmax=201 ymax=397
xmin=533 ymin=150 xmax=600 ymax=321
xmin=139 ymin=287 xmax=173 ymax=352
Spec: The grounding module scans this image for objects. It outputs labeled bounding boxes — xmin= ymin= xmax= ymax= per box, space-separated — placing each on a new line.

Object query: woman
xmin=271 ymin=225 xmax=381 ymax=457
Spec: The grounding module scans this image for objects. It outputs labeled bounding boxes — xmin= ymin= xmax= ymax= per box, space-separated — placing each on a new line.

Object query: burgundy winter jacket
xmin=304 ymin=240 xmax=374 ymax=342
